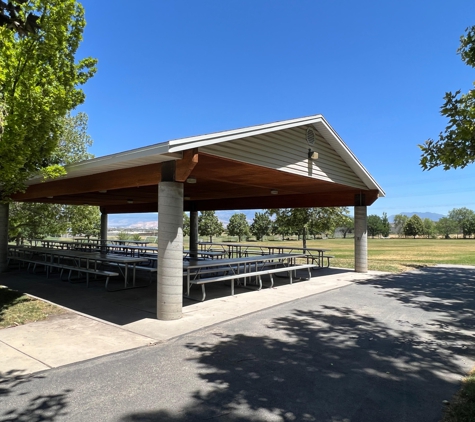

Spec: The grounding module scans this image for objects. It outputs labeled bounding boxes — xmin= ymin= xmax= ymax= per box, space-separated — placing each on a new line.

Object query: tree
xmin=227 ymin=213 xmax=250 ymax=242
xmin=436 ymin=217 xmax=458 ymax=239
xmin=67 ymin=205 xmax=100 ymax=239
xmin=0 ymin=0 xmax=40 ymax=35
xmin=182 ymin=213 xmax=190 ymax=237
xmin=337 ymin=215 xmax=354 ymax=238
xmin=419 ymin=25 xmax=475 ymax=170
xmin=0 ymin=0 xmax=97 ymax=200
xmin=8 ymin=202 xmax=68 ymax=243
xmin=403 ymin=215 xmax=424 ymax=238
xmin=250 ymin=212 xmax=271 ymax=241
xmin=447 ymin=207 xmax=475 ymax=238
xmin=198 ymin=211 xmax=223 ymax=242
xmin=367 ymin=215 xmax=383 ymax=238
xmin=393 ymin=214 xmax=409 ymax=237
xmin=462 ymin=214 xmax=475 ymax=238
xmin=267 ymin=207 xmax=349 ymax=248
xmin=381 ymin=212 xmax=390 ymax=237
xmin=422 ymin=218 xmax=435 ymax=238
xmin=8 ymin=113 xmax=99 ymax=243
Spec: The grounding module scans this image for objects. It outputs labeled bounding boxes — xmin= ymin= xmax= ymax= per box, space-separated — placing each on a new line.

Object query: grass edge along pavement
xmin=441 ymin=367 xmax=475 ymax=422
xmin=0 ymin=285 xmax=66 ymax=329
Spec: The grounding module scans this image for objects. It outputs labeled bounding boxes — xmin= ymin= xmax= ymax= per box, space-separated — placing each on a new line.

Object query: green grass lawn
xmin=246 ymin=237 xmax=475 ymax=272
xmin=0 ymin=286 xmax=66 ymax=329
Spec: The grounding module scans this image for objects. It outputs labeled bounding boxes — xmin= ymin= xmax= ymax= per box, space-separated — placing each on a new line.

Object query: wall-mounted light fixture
xmin=308 ymin=149 xmax=319 ymax=160
xmin=127 ymin=199 xmax=133 ymax=204
xmin=47 ymin=196 xmax=53 ymax=199
xmin=99 ymin=190 xmax=107 ymax=193
xmin=186 ymin=177 xmax=197 ymax=184
xmin=270 ymin=190 xmax=279 ymax=195
xmin=184 ymin=196 xmax=191 ymax=201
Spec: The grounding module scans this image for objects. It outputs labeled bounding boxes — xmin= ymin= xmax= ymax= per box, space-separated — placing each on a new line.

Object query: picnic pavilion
xmin=0 ymin=114 xmax=385 ymax=320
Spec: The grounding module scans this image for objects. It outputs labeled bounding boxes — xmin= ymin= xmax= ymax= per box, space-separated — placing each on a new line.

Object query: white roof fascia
xmin=312 ymin=118 xmax=385 ymax=197
xmin=27 ymin=144 xmax=180 ymax=184
xmin=167 ymin=115 xmax=325 ymax=152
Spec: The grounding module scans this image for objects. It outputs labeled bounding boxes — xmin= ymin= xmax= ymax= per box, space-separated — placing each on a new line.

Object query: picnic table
xmin=183 ymin=253 xmax=313 ymax=301
xmin=198 ymin=242 xmax=333 ymax=267
xmin=8 ymin=246 xmax=146 ymax=290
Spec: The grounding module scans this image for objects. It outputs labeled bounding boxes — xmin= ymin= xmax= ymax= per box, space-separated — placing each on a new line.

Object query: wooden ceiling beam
xmin=175 ymin=149 xmax=198 ymax=182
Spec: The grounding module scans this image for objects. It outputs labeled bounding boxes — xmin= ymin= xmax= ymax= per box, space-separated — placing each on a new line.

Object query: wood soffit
xmin=11 ymin=152 xmax=379 ymax=212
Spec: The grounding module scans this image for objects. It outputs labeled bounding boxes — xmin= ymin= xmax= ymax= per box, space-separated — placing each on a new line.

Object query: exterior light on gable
xmin=308 ymin=149 xmax=318 ymax=160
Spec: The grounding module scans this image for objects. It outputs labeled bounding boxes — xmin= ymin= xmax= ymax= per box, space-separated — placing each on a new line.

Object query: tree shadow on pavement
xmin=0 ymin=370 xmax=72 ymax=422
xmin=120 ymin=297 xmax=473 ymax=421
xmin=357 ymin=265 xmax=475 ymax=352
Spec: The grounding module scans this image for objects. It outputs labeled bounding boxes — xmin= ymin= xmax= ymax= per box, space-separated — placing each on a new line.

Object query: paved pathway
xmin=1 ymin=265 xmax=474 ymax=421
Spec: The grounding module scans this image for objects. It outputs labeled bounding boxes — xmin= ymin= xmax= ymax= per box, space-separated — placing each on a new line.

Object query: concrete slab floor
xmin=0 ymin=266 xmax=385 ymax=377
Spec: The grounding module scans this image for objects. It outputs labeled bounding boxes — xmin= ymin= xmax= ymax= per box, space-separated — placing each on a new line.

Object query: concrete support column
xmin=0 ymin=202 xmax=9 ymax=273
xmin=189 ymin=210 xmax=198 ymax=259
xmin=354 ymin=205 xmax=368 ymax=273
xmin=100 ymin=211 xmax=108 ymax=254
xmin=157 ymin=181 xmax=184 ymax=320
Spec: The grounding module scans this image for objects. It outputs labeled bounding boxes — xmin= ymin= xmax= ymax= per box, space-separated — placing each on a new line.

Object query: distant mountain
xmin=388 ymin=212 xmax=444 ymax=223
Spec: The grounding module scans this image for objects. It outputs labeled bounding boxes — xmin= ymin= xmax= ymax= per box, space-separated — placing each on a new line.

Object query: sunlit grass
xmin=441 ymin=367 xmax=475 ymax=422
xmin=244 ymin=237 xmax=475 ymax=272
xmin=0 ymin=286 xmax=66 ymax=329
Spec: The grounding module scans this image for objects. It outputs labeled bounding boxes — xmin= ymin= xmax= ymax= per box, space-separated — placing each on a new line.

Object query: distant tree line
xmin=371 ymin=207 xmax=475 ymax=239
xmin=184 ymin=207 xmax=351 ymax=246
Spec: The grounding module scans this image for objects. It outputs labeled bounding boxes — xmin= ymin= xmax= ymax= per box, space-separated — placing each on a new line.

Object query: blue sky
xmin=76 ymin=1 xmax=475 ymax=225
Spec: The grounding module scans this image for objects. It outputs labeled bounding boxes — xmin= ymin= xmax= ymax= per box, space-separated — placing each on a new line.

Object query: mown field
xmin=243 ymin=238 xmax=475 ymax=272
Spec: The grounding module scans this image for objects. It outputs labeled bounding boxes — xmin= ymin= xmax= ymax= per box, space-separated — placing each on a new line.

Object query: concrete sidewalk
xmin=0 ymin=267 xmax=385 ymax=377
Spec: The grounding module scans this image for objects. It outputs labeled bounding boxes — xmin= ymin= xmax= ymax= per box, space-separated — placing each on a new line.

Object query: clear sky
xmin=76 ymin=0 xmax=475 ymax=223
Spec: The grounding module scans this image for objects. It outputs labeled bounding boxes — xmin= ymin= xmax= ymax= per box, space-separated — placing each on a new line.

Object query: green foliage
xmin=117 ymin=231 xmax=129 ymax=241
xmin=436 ymin=217 xmax=459 ymax=239
xmin=67 ymin=205 xmax=100 ymax=239
xmin=420 ymin=25 xmax=475 ymax=170
xmin=227 ymin=213 xmax=250 ymax=242
xmin=393 ymin=214 xmax=409 ymax=237
xmin=267 ymin=207 xmax=349 ymax=248
xmin=448 ymin=207 xmax=475 ymax=238
xmin=0 ymin=1 xmax=40 ymax=36
xmin=0 ymin=0 xmax=97 ymax=199
xmin=403 ymin=214 xmax=424 ymax=238
xmin=250 ymin=212 xmax=271 ymax=241
xmin=198 ymin=211 xmax=224 ymax=242
xmin=338 ymin=215 xmax=354 ymax=238
xmin=7 ymin=113 xmax=98 ymax=243
xmin=367 ymin=215 xmax=383 ymax=238
xmin=9 ymin=202 xmax=68 ymax=243
xmin=381 ymin=212 xmax=390 ymax=237
xmin=130 ymin=233 xmax=142 ymax=241
xmin=422 ymin=218 xmax=436 ymax=238
xmin=183 ymin=213 xmax=190 ymax=237
xmin=462 ymin=214 xmax=475 ymax=238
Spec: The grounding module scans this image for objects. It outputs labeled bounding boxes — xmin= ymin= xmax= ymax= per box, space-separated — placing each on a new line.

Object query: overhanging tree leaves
xmin=419 ymin=25 xmax=475 ymax=170
xmin=0 ymin=0 xmax=40 ymax=35
xmin=8 ymin=112 xmax=99 ymax=243
xmin=0 ymin=0 xmax=97 ymax=200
